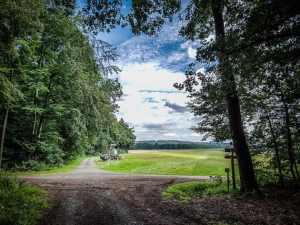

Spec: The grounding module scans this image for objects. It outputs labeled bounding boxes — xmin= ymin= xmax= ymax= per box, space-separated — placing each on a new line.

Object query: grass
xmin=0 ymin=173 xmax=48 ymax=225
xmin=95 ymin=149 xmax=240 ymax=200
xmin=95 ymin=149 xmax=239 ymax=176
xmin=163 ymin=179 xmax=232 ymax=202
xmin=0 ymin=156 xmax=88 ymax=224
xmin=13 ymin=156 xmax=88 ymax=175
xmin=39 ymin=156 xmax=88 ymax=174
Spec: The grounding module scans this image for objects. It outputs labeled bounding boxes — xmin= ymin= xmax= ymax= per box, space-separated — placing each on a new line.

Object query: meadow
xmin=95 ymin=148 xmax=239 ymax=176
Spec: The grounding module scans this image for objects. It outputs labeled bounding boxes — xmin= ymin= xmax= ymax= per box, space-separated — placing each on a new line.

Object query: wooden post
xmin=231 ymin=149 xmax=236 ymax=190
xmin=225 ymin=168 xmax=230 ymax=191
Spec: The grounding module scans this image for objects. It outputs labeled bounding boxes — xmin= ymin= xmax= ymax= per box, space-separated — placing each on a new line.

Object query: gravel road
xmin=23 ymin=158 xmax=210 ymax=225
xmin=23 ymin=158 xmax=300 ymax=225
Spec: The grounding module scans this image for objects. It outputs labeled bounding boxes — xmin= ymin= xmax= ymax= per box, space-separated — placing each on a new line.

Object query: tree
xmin=224 ymin=0 xmax=300 ymax=186
xmin=0 ymin=1 xmax=131 ymax=169
xmin=83 ymin=0 xmax=260 ymax=193
xmin=0 ymin=0 xmax=44 ymax=168
xmin=115 ymin=118 xmax=136 ymax=151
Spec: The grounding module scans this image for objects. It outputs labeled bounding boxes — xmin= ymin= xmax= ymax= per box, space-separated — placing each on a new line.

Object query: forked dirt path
xmin=23 ymin=158 xmax=210 ymax=225
xmin=23 ymin=158 xmax=300 ymax=225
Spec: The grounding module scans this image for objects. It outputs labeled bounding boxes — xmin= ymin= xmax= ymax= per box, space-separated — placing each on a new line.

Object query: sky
xmin=95 ymin=4 xmax=209 ymax=142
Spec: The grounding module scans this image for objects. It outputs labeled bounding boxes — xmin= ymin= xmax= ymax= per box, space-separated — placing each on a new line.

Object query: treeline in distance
xmin=131 ymin=140 xmax=226 ymax=150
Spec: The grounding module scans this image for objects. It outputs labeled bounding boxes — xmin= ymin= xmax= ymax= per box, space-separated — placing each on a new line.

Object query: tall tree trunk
xmin=281 ymin=92 xmax=299 ymax=180
xmin=266 ymin=114 xmax=284 ymax=187
xmin=212 ymin=4 xmax=260 ymax=194
xmin=32 ymin=89 xmax=39 ymax=142
xmin=0 ymin=108 xmax=9 ymax=168
xmin=32 ymin=40 xmax=45 ymax=142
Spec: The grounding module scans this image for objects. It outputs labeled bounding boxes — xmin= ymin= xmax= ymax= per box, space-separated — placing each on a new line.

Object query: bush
xmin=17 ymin=160 xmax=44 ymax=171
xmin=0 ymin=174 xmax=48 ymax=225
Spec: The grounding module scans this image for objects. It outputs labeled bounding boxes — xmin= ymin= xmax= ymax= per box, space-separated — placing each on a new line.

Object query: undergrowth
xmin=12 ymin=156 xmax=87 ymax=174
xmin=163 ymin=176 xmax=238 ymax=202
xmin=0 ymin=173 xmax=48 ymax=225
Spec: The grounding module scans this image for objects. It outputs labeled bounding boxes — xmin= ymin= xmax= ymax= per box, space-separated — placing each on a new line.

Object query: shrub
xmin=16 ymin=160 xmax=45 ymax=171
xmin=0 ymin=174 xmax=48 ymax=225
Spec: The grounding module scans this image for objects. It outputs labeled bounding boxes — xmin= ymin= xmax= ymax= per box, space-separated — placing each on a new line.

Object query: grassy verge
xmin=0 ymin=156 xmax=88 ymax=224
xmin=0 ymin=173 xmax=48 ymax=225
xmin=163 ymin=181 xmax=228 ymax=202
xmin=163 ymin=175 xmax=239 ymax=202
xmin=95 ymin=149 xmax=239 ymax=176
xmin=39 ymin=156 xmax=88 ymax=174
xmin=13 ymin=156 xmax=88 ymax=175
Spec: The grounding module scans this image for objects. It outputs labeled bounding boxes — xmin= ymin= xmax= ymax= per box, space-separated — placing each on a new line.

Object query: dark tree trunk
xmin=212 ymin=4 xmax=260 ymax=194
xmin=0 ymin=108 xmax=9 ymax=168
xmin=281 ymin=92 xmax=299 ymax=180
xmin=266 ymin=114 xmax=284 ymax=187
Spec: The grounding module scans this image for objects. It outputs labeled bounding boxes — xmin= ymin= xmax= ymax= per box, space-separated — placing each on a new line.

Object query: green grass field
xmin=95 ymin=148 xmax=239 ymax=176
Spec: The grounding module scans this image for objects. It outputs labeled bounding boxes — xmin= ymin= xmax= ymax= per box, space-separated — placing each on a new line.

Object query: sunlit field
xmin=95 ymin=149 xmax=239 ymax=176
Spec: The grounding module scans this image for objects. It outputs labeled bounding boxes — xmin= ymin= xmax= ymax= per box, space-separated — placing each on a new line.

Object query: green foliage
xmin=37 ymin=156 xmax=87 ymax=174
xmin=0 ymin=1 xmax=135 ymax=170
xmin=163 ymin=178 xmax=230 ymax=202
xmin=13 ymin=156 xmax=87 ymax=175
xmin=0 ymin=174 xmax=48 ymax=225
xmin=17 ymin=160 xmax=45 ymax=172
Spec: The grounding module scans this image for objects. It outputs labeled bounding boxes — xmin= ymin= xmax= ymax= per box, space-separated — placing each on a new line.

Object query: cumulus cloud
xmin=188 ymin=47 xmax=197 ymax=59
xmin=142 ymin=97 xmax=159 ymax=103
xmin=164 ymin=133 xmax=179 ymax=137
xmin=116 ymin=23 xmax=197 ymax=73
xmin=164 ymin=102 xmax=190 ymax=113
xmin=113 ymin=21 xmax=206 ymax=141
xmin=142 ymin=122 xmax=175 ymax=130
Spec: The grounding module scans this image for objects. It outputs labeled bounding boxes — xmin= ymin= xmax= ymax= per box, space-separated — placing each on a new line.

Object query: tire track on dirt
xmin=22 ymin=158 xmax=210 ymax=225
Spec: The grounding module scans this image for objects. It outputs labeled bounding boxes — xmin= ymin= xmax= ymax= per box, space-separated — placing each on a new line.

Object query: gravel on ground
xmin=23 ymin=158 xmax=300 ymax=225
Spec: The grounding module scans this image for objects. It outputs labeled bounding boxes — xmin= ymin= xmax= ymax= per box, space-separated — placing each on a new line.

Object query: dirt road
xmin=23 ymin=158 xmax=300 ymax=225
xmin=23 ymin=158 xmax=209 ymax=225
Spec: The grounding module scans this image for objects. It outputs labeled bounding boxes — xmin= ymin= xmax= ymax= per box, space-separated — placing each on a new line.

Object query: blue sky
xmin=92 ymin=4 xmax=210 ymax=142
xmin=96 ymin=26 xmax=210 ymax=142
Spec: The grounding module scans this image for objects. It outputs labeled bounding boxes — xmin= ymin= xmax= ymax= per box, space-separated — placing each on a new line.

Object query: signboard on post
xmin=224 ymin=144 xmax=237 ymax=190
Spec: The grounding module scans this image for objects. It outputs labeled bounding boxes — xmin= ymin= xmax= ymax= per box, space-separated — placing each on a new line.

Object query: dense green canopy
xmin=0 ymin=0 xmax=135 ymax=170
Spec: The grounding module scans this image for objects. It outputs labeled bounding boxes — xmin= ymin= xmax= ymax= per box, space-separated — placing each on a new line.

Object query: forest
xmin=1 ymin=0 xmax=300 ymax=193
xmin=131 ymin=140 xmax=226 ymax=150
xmin=0 ymin=0 xmax=136 ymax=171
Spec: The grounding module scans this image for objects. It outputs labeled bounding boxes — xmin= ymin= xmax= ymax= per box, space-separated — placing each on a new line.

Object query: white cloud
xmin=117 ymin=62 xmax=186 ymax=92
xmin=115 ymin=63 xmax=203 ymax=140
xmin=112 ymin=22 xmax=207 ymax=142
xmin=196 ymin=67 xmax=205 ymax=74
xmin=188 ymin=46 xmax=197 ymax=59
xmin=164 ymin=133 xmax=178 ymax=137
xmin=205 ymin=34 xmax=215 ymax=42
xmin=166 ymin=52 xmax=186 ymax=63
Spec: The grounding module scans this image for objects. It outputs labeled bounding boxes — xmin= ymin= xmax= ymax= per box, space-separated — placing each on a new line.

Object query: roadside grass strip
xmin=163 ymin=180 xmax=230 ymax=202
xmin=12 ymin=156 xmax=88 ymax=175
xmin=0 ymin=174 xmax=48 ymax=225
